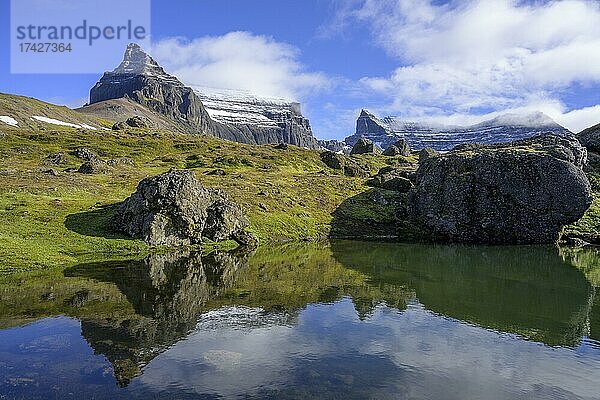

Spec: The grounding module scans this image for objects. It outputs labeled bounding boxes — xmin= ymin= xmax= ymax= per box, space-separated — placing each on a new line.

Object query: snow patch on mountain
xmin=0 ymin=116 xmax=18 ymax=126
xmin=193 ymin=86 xmax=303 ymax=128
xmin=346 ymin=109 xmax=573 ymax=151
xmin=31 ymin=116 xmax=97 ymax=130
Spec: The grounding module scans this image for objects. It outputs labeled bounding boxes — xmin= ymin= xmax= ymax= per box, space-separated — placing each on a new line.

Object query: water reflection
xmin=0 ymin=242 xmax=599 ymax=399
xmin=330 ymin=242 xmax=595 ymax=346
xmin=63 ymin=249 xmax=251 ymax=386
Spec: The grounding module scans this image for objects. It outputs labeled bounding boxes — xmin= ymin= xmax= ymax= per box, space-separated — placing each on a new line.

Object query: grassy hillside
xmin=1 ymin=93 xmax=599 ymax=273
xmin=0 ymin=93 xmax=110 ymax=130
xmin=0 ymin=115 xmax=405 ymax=272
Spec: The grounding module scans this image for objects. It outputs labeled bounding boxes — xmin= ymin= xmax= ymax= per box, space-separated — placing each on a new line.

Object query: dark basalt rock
xmin=273 ymin=143 xmax=289 ymax=150
xmin=408 ymin=135 xmax=593 ymax=244
xmin=383 ymin=139 xmax=411 ymax=156
xmin=78 ymin=159 xmax=109 ymax=174
xmin=418 ymin=148 xmax=439 ymax=163
xmin=125 ymin=115 xmax=149 ymax=128
xmin=44 ymin=152 xmax=65 ymax=165
xmin=320 ymin=151 xmax=344 ymax=170
xmin=112 ymin=115 xmax=150 ymax=130
xmin=320 ymin=151 xmax=370 ymax=177
xmin=110 ymin=169 xmax=256 ymax=247
xmin=106 ymin=157 xmax=135 ymax=167
xmin=578 ymin=123 xmax=600 ymax=153
xmin=206 ymin=168 xmax=226 ymax=176
xmin=71 ymin=147 xmax=99 ymax=162
xmin=367 ymin=165 xmax=416 ymax=192
xmin=350 ymin=138 xmax=381 ymax=155
xmin=343 ymin=163 xmax=371 ymax=178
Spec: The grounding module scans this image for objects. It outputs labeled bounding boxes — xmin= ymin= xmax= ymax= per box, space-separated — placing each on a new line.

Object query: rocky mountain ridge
xmin=344 ymin=109 xmax=573 ymax=151
xmin=86 ymin=43 xmax=320 ymax=149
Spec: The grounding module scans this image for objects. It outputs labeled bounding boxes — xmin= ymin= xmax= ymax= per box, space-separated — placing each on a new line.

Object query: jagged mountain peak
xmin=88 ymin=43 xmax=320 ymax=149
xmin=359 ymin=109 xmax=377 ymax=118
xmin=111 ymin=43 xmax=169 ymax=77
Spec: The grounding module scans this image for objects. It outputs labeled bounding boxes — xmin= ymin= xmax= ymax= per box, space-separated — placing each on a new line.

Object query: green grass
xmin=0 ymin=125 xmax=396 ymax=272
xmin=565 ymin=163 xmax=600 ymax=243
xmin=1 ymin=93 xmax=599 ymax=273
xmin=565 ymin=195 xmax=600 ymax=242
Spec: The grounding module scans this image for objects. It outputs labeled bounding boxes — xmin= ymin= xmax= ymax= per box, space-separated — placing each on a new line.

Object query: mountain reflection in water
xmin=62 ymin=249 xmax=254 ymax=386
xmin=0 ymin=242 xmax=599 ymax=399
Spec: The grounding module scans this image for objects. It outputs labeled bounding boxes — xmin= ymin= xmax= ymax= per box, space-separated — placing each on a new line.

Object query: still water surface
xmin=1 ymin=241 xmax=599 ymax=399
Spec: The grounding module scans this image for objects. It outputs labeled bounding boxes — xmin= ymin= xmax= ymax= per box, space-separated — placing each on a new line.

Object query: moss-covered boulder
xmin=408 ymin=135 xmax=593 ymax=244
xmin=350 ymin=138 xmax=381 ymax=155
xmin=382 ymin=139 xmax=411 ymax=156
xmin=110 ymin=169 xmax=256 ymax=246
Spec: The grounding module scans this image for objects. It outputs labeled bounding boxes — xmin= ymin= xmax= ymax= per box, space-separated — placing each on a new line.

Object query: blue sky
xmin=2 ymin=0 xmax=600 ymax=139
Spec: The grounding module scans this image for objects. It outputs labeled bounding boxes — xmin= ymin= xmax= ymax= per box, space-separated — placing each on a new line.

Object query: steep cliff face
xmin=89 ymin=44 xmax=320 ymax=148
xmin=195 ymin=87 xmax=320 ymax=149
xmin=345 ymin=109 xmax=573 ymax=151
xmin=90 ymin=43 xmax=216 ymax=135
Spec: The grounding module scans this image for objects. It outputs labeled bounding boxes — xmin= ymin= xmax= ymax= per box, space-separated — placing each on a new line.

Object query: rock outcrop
xmin=382 ymin=139 xmax=411 ymax=156
xmin=368 ymin=165 xmax=416 ymax=192
xmin=110 ymin=169 xmax=256 ymax=246
xmin=418 ymin=148 xmax=439 ymax=163
xmin=89 ymin=43 xmax=320 ymax=149
xmin=350 ymin=137 xmax=381 ymax=155
xmin=345 ymin=109 xmax=572 ymax=151
xmin=112 ymin=115 xmax=150 ymax=130
xmin=578 ymin=123 xmax=600 ymax=153
xmin=78 ymin=159 xmax=109 ymax=174
xmin=408 ymin=135 xmax=592 ymax=244
xmin=320 ymin=151 xmax=371 ymax=177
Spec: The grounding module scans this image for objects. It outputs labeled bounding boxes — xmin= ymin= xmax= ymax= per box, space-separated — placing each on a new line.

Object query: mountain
xmin=84 ymin=43 xmax=320 ymax=149
xmin=344 ymin=109 xmax=573 ymax=151
xmin=194 ymin=87 xmax=319 ymax=148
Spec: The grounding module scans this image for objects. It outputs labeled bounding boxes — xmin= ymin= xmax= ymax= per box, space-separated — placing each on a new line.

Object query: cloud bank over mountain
xmin=151 ymin=32 xmax=330 ymax=101
xmin=329 ymin=0 xmax=600 ymax=133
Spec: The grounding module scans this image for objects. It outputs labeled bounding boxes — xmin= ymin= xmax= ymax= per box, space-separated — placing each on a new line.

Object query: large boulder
xmin=382 ymin=139 xmax=411 ymax=156
xmin=71 ymin=147 xmax=99 ymax=162
xmin=78 ymin=159 xmax=110 ymax=174
xmin=408 ymin=135 xmax=593 ymax=244
xmin=368 ymin=166 xmax=416 ymax=192
xmin=112 ymin=116 xmax=151 ymax=130
xmin=350 ymin=138 xmax=381 ymax=155
xmin=111 ymin=169 xmax=256 ymax=247
xmin=320 ymin=151 xmax=371 ymax=177
xmin=418 ymin=148 xmax=439 ymax=163
xmin=320 ymin=151 xmax=344 ymax=170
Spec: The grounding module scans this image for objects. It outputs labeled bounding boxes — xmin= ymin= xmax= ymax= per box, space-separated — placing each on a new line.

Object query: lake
xmin=1 ymin=241 xmax=599 ymax=399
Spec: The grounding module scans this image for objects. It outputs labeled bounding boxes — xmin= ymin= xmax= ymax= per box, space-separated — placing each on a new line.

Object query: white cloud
xmin=334 ymin=0 xmax=600 ymax=132
xmin=554 ymin=105 xmax=600 ymax=132
xmin=151 ymin=32 xmax=329 ymax=100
